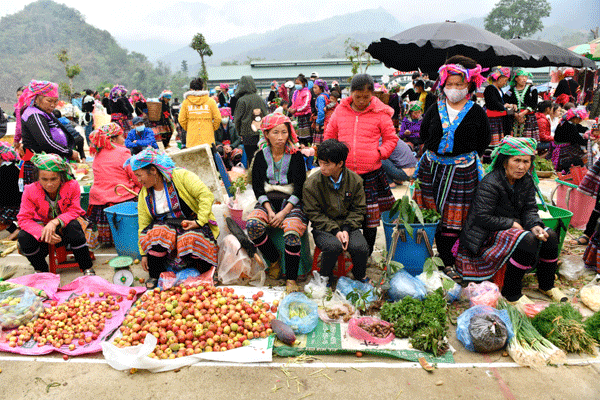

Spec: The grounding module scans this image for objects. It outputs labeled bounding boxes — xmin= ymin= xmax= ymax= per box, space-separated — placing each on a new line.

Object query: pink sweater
xmin=324 ymin=96 xmax=398 ymax=175
xmin=18 ymin=180 xmax=84 ymax=241
xmin=89 ymin=144 xmax=140 ymax=205
xmin=291 ymin=88 xmax=312 ymax=116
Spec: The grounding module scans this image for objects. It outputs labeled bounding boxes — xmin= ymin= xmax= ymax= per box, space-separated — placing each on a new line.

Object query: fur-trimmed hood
xmin=183 ymin=90 xmax=209 ymax=100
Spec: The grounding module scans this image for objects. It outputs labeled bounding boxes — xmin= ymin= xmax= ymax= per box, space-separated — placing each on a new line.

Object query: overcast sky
xmin=0 ymin=0 xmax=499 ymax=45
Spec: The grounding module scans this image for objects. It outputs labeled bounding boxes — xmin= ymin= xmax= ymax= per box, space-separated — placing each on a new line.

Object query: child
xmin=303 ymin=139 xmax=369 ymax=284
xmin=323 ymin=91 xmax=340 ymax=132
xmin=125 ymin=117 xmax=159 ymax=155
xmin=274 ymin=100 xmax=289 ymax=116
xmin=399 ymin=101 xmax=423 ymax=149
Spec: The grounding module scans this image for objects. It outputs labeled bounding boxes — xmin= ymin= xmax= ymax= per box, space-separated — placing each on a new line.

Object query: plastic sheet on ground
xmin=0 ymin=275 xmax=145 ymax=356
xmin=7 ymin=273 xmax=61 ymax=300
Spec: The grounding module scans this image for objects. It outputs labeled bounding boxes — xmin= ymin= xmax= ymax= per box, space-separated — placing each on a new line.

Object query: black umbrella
xmin=367 ymin=21 xmax=538 ymax=74
xmin=509 ymin=38 xmax=597 ymax=69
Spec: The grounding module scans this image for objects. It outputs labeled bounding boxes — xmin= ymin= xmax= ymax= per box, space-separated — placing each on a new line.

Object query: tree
xmin=190 ymin=33 xmax=212 ymax=82
xmin=484 ymin=0 xmax=551 ymax=39
xmin=56 ymin=49 xmax=81 ymax=97
xmin=344 ymin=38 xmax=372 ymax=78
xmin=181 ymin=60 xmax=188 ymax=73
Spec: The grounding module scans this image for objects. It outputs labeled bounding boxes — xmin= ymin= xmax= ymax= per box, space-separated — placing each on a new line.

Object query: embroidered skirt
xmin=583 ymin=231 xmax=600 ymax=274
xmin=0 ymin=207 xmax=18 ymax=226
xmin=360 ymin=168 xmax=395 ymax=229
xmin=489 ymin=116 xmax=504 ymax=147
xmin=552 ymin=142 xmax=585 ymax=173
xmin=578 ymin=158 xmax=600 ymax=213
xmin=111 ymin=113 xmax=133 ymax=132
xmin=140 ymin=222 xmax=218 ymax=267
xmin=247 ymin=202 xmax=308 ymax=240
xmin=456 ymin=228 xmax=529 ymax=280
xmin=296 ymin=114 xmax=312 ymax=140
xmin=414 ymin=154 xmax=479 ymax=231
xmin=512 ymin=113 xmax=539 ymax=141
xmin=86 ymin=204 xmax=113 ymax=245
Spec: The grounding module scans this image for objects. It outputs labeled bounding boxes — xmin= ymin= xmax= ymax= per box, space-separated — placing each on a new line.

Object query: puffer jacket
xmin=324 ymin=96 xmax=398 ymax=175
xmin=536 ymin=112 xmax=552 ymax=142
xmin=291 ymin=87 xmax=312 ymax=116
xmin=178 ymin=90 xmax=221 ymax=148
xmin=459 ymin=168 xmax=543 ymax=255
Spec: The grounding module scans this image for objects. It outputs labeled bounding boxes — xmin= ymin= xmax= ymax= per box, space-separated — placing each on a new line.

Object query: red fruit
xmin=271 ymin=306 xmax=278 ymax=313
xmin=129 ymin=289 xmax=137 ymax=295
xmin=63 ymin=355 xmax=69 ymax=361
xmin=257 ymin=291 xmax=264 ymax=297
xmin=356 ymin=352 xmax=363 ymax=357
xmin=252 ymin=294 xmax=259 ymax=301
xmin=127 ymin=294 xmax=134 ymax=301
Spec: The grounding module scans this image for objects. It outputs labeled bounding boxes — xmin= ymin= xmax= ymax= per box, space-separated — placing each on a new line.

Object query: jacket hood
xmin=235 ymin=76 xmax=257 ymax=97
xmin=183 ymin=90 xmax=210 ymax=104
xmin=339 ymin=95 xmax=393 ymax=117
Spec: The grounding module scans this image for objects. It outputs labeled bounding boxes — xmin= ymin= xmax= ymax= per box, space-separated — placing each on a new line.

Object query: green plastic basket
xmin=538 ymin=204 xmax=572 ymax=254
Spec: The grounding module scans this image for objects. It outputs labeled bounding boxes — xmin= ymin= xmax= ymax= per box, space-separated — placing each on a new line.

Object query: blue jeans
xmin=381 ymin=159 xmax=410 ymax=183
xmin=84 ymin=123 xmax=94 ymax=146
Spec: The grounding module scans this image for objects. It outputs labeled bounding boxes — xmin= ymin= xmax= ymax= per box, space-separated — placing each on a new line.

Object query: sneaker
xmin=83 ymin=268 xmax=96 ymax=276
xmin=539 ymin=287 xmax=568 ymax=302
xmin=508 ymin=295 xmax=534 ymax=312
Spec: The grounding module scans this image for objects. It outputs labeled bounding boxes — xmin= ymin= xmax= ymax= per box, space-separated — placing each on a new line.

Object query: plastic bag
xmin=416 ymin=270 xmax=462 ymax=302
xmin=180 ymin=267 xmax=215 ymax=288
xmin=217 ymin=235 xmax=265 ymax=286
xmin=279 ymin=292 xmax=319 ymax=334
xmin=580 ymin=274 xmax=600 ymax=312
xmin=456 ymin=305 xmax=513 ymax=353
xmin=304 ymin=271 xmax=329 ymax=300
xmin=318 ymin=292 xmax=357 ymax=323
xmin=212 ymin=203 xmax=230 ymax=246
xmin=336 ymin=276 xmax=377 ymax=305
xmin=462 ymin=281 xmax=501 ymax=308
xmin=0 ymin=286 xmax=44 ymax=330
xmin=558 ymin=256 xmax=586 ymax=281
xmin=522 ymin=302 xmax=550 ymax=318
xmin=158 ymin=271 xmax=177 ymax=290
xmin=387 ymin=269 xmax=427 ymax=301
xmin=348 ymin=317 xmax=395 ymax=345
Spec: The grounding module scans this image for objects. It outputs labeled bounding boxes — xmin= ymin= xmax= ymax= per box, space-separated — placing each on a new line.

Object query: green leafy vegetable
xmin=532 ymin=303 xmax=597 ymax=354
xmin=584 ymin=311 xmax=600 ymax=343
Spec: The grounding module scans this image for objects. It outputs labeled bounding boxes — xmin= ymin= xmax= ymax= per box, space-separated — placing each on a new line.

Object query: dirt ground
xmin=2 ymin=174 xmax=600 ymax=400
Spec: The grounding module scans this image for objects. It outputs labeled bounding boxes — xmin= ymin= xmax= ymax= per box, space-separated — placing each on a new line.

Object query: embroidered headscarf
xmin=219 ymin=107 xmax=232 ymax=118
xmin=257 ymin=113 xmax=298 ymax=154
xmin=16 ymin=80 xmax=59 ymax=111
xmin=130 ymin=89 xmax=146 ymax=104
xmin=487 ymin=136 xmax=538 ymax=183
xmin=89 ymin=123 xmax=123 ymax=155
xmin=0 ymin=142 xmax=18 ymax=162
xmin=563 ymin=68 xmax=575 ymax=77
xmin=219 ymin=83 xmax=229 ymax=92
xmin=123 ymin=148 xmax=176 ymax=180
xmin=407 ymin=101 xmax=423 ymax=113
xmin=488 ymin=66 xmax=511 ymax=83
xmin=438 ymin=63 xmax=486 ymax=89
xmin=31 ymin=153 xmax=74 ymax=180
xmin=313 ymin=79 xmax=329 ymax=93
xmin=561 ymin=108 xmax=588 ymax=123
xmin=158 ymin=90 xmax=173 ymax=100
xmin=510 ymin=69 xmax=533 ymax=86
xmin=109 ymin=85 xmax=127 ymax=102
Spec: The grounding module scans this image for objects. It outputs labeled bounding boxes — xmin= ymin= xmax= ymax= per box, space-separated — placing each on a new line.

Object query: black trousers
xmin=584 ymin=209 xmax=600 ymax=238
xmin=313 ymin=229 xmax=369 ymax=281
xmin=18 ymin=219 xmax=93 ymax=272
xmin=501 ymin=229 xmax=559 ymax=301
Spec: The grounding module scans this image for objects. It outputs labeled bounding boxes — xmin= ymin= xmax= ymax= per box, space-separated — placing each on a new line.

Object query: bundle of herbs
xmin=498 ymin=300 xmax=566 ymax=367
xmin=531 ymin=303 xmax=597 ymax=355
xmin=584 ymin=311 xmax=600 ymax=343
xmin=388 ymin=195 xmax=440 ymax=239
xmin=380 ymin=289 xmax=448 ymax=356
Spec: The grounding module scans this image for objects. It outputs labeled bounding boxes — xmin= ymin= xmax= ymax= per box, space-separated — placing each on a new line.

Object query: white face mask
xmin=221 ymin=117 xmax=229 ymax=124
xmin=443 ymin=87 xmax=469 ymax=103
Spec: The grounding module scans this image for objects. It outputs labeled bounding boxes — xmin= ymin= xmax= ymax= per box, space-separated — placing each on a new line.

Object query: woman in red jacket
xmin=324 ymin=74 xmax=398 ymax=257
xmin=535 ymin=100 xmax=553 ymax=152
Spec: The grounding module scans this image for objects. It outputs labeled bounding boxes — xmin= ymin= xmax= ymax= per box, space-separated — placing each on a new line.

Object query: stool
xmin=311 ymin=247 xmax=353 ymax=278
xmin=48 ymin=244 xmax=95 ymax=274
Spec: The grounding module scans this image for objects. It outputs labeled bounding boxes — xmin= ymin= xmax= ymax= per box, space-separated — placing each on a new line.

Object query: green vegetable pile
xmin=380 ymin=289 xmax=448 ymax=356
xmin=0 ymin=284 xmax=12 ymax=293
xmin=532 ymin=303 xmax=597 ymax=355
xmin=288 ymin=302 xmax=310 ymax=319
xmin=388 ymin=195 xmax=441 ymax=239
xmin=584 ymin=311 xmax=600 ymax=343
xmin=534 ymin=156 xmax=554 ymax=172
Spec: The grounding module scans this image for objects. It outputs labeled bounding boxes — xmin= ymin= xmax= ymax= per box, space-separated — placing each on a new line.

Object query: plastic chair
xmin=48 ymin=244 xmax=95 ymax=274
xmin=311 ymin=247 xmax=353 ymax=278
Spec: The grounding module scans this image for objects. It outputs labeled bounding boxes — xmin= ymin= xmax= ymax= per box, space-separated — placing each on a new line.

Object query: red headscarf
xmin=89 ymin=123 xmax=124 ymax=155
xmin=258 ymin=113 xmax=298 ymax=154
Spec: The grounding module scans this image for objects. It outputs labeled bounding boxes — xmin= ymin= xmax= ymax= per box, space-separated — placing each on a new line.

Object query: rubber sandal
xmin=443 ymin=265 xmax=462 ymax=284
xmin=146 ymin=278 xmax=158 ymax=290
xmin=286 ymin=280 xmax=300 ymax=294
xmin=539 ymin=287 xmax=568 ymax=302
xmin=83 ymin=268 xmax=96 ymax=276
xmin=571 ymin=235 xmax=589 ymax=246
xmin=268 ymin=260 xmax=281 ymax=280
xmin=360 ymin=277 xmax=373 ymax=285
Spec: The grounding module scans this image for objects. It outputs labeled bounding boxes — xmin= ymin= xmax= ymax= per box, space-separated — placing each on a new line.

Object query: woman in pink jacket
xmin=324 ymin=74 xmax=398 ymax=257
xmin=289 ymin=74 xmax=313 ymax=145
xmin=17 ymin=153 xmax=95 ymax=275
xmin=86 ymin=123 xmax=141 ymax=245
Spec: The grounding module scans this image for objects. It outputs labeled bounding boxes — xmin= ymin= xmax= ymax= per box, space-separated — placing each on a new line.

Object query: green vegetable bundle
xmin=532 ymin=303 xmax=597 ymax=355
xmin=534 ymin=156 xmax=554 ymax=172
xmin=584 ymin=311 xmax=600 ymax=343
xmin=380 ymin=289 xmax=447 ymax=356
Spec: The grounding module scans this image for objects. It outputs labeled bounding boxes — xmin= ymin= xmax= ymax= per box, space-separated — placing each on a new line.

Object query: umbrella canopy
xmin=366 ymin=21 xmax=538 ymax=74
xmin=510 ymin=38 xmax=596 ymax=69
xmin=569 ymin=38 xmax=600 ymax=61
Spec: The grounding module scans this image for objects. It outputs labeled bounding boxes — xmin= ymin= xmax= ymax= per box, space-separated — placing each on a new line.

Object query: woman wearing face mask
xmin=289 ymin=74 xmax=313 ymax=146
xmin=414 ymin=55 xmax=490 ymax=283
xmin=87 ymin=123 xmax=141 ymax=245
xmin=214 ymin=107 xmax=242 ymax=169
xmin=126 ymin=117 xmax=159 ymax=155
xmin=504 ymin=69 xmax=539 ymax=140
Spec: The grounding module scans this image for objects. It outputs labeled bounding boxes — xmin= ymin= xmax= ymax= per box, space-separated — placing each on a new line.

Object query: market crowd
xmin=1 ymin=58 xmax=600 ymax=305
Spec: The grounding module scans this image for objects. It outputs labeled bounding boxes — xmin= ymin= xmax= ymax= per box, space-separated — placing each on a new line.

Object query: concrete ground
xmin=2 ymin=164 xmax=600 ymax=399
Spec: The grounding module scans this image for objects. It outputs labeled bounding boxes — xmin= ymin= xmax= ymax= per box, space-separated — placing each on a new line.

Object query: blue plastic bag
xmin=387 ymin=269 xmax=427 ymax=301
xmin=336 ymin=276 xmax=377 ymax=305
xmin=175 ymin=268 xmax=200 ymax=282
xmin=456 ymin=305 xmax=514 ymax=352
xmin=279 ymin=292 xmax=319 ymax=334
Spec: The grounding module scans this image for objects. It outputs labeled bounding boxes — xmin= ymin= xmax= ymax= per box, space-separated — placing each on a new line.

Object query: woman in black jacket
xmin=484 ymin=66 xmax=513 ymax=146
xmin=552 ymin=108 xmax=589 ymax=173
xmin=108 ymin=85 xmax=134 ymax=132
xmin=504 ymin=69 xmax=539 ymax=140
xmin=456 ymin=137 xmax=566 ymax=306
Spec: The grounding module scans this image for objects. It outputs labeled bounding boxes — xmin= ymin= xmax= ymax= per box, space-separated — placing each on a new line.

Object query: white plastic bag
xmin=416 ymin=270 xmax=462 ymax=302
xmin=558 ymin=256 xmax=586 ymax=281
xmin=318 ymin=291 xmax=358 ymax=323
xmin=235 ymin=187 xmax=257 ymax=221
xmin=580 ymin=274 xmax=600 ymax=312
xmin=304 ymin=271 xmax=329 ymax=300
xmin=217 ymin=235 xmax=265 ymax=286
xmin=212 ymin=203 xmax=230 ymax=246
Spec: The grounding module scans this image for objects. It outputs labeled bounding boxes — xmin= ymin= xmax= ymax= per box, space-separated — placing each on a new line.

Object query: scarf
xmin=89 ymin=123 xmax=123 ymax=155
xmin=437 ymin=99 xmax=474 ymax=154
xmin=110 ymin=85 xmax=128 ymax=102
xmin=487 ymin=135 xmax=538 ymax=183
xmin=257 ymin=113 xmax=298 ymax=154
xmin=159 ymin=90 xmax=173 ymax=100
xmin=31 ymin=153 xmax=73 ymax=180
xmin=510 ymin=69 xmax=533 ymax=86
xmin=0 ymin=142 xmax=18 ymax=162
xmin=562 ymin=108 xmax=589 ymax=123
xmin=488 ymin=66 xmax=511 ymax=83
xmin=438 ymin=63 xmax=486 ymax=89
xmin=124 ymin=148 xmax=176 ymax=180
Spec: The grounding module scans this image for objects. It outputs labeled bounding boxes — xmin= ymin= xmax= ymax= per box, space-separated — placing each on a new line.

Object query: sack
xmin=304 ymin=271 xmax=329 ymax=300
xmin=456 ymin=305 xmax=513 ymax=353
xmin=336 ymin=276 xmax=377 ymax=305
xmin=0 ymin=286 xmax=45 ymax=330
xmin=279 ymin=292 xmax=319 ymax=334
xmin=462 ymin=281 xmax=501 ymax=308
xmin=217 ymin=235 xmax=265 ymax=286
xmin=387 ymin=269 xmax=427 ymax=301
xmin=158 ymin=271 xmax=177 ymax=290
xmin=348 ymin=317 xmax=395 ymax=345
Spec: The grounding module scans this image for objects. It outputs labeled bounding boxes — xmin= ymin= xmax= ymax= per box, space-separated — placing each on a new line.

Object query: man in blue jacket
xmin=125 ymin=117 xmax=158 ymax=154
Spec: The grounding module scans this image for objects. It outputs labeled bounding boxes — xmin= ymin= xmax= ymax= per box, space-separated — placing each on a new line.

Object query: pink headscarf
xmin=438 ymin=63 xmax=486 ymax=89
xmin=220 ymin=83 xmax=229 ymax=91
xmin=14 ymin=80 xmax=59 ymax=143
xmin=563 ymin=68 xmax=575 ymax=77
xmin=258 ymin=113 xmax=298 ymax=154
xmin=219 ymin=107 xmax=232 ymax=118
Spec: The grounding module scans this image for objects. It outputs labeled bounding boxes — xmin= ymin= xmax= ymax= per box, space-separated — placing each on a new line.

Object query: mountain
xmin=0 ymin=0 xmax=190 ymax=107
xmin=159 ymin=8 xmax=403 ymax=72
